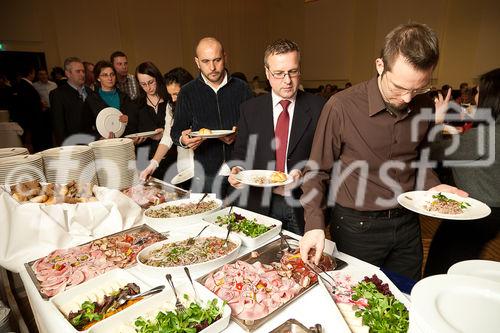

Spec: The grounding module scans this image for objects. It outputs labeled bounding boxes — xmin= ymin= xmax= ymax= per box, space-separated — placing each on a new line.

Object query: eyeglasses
xmin=139 ymin=79 xmax=156 ymax=88
xmin=383 ymin=72 xmax=431 ymax=96
xmin=266 ymin=67 xmax=300 ymax=80
xmin=99 ymin=72 xmax=115 ymax=78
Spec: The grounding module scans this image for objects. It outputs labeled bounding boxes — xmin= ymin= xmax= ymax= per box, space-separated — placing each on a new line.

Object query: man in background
xmin=110 ymin=51 xmax=139 ymax=100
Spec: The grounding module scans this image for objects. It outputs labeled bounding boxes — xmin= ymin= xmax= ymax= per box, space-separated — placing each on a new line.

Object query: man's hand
xmin=283 ymin=169 xmax=302 ymax=196
xmin=140 ymin=160 xmax=159 ymax=181
xmin=434 ymin=88 xmax=452 ymax=124
xmin=119 ymin=114 xmax=128 ymax=124
xmin=132 ymin=137 xmax=147 ymax=145
xmin=151 ymin=128 xmax=164 ymax=141
xmin=429 ymin=184 xmax=469 ymax=197
xmin=181 ymin=129 xmax=204 ymax=150
xmin=228 ymin=167 xmax=244 ymax=189
xmin=299 ymin=229 xmax=325 ymax=265
xmin=108 ymin=131 xmax=115 ymax=139
xmin=218 ymin=126 xmax=237 ymax=145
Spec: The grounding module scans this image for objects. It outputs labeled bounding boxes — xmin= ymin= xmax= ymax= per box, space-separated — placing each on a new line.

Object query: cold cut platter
xmin=198 ymin=236 xmax=337 ymax=332
xmin=24 ymin=225 xmax=166 ymax=299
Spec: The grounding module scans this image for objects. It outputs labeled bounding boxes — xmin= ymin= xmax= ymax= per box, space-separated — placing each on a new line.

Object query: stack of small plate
xmin=0 ymin=147 xmax=28 ymax=158
xmin=89 ymin=138 xmax=137 ymax=190
xmin=0 ymin=154 xmax=46 ymax=185
xmin=40 ymin=146 xmax=98 ymax=185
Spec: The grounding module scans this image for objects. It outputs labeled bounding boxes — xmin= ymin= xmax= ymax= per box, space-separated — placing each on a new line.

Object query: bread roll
xmin=198 ymin=128 xmax=212 ymax=135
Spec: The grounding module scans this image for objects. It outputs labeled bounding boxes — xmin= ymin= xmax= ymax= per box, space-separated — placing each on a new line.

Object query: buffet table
xmin=18 ymin=225 xmax=382 ymax=333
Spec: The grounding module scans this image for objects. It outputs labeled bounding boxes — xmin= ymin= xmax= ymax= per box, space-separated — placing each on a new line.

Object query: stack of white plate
xmin=0 ymin=147 xmax=28 ymax=158
xmin=0 ymin=154 xmax=45 ymax=185
xmin=89 ymin=138 xmax=136 ymax=190
xmin=40 ymin=146 xmax=98 ymax=185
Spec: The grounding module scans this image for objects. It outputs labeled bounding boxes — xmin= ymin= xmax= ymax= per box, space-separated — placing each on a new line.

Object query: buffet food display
xmin=26 ymin=225 xmax=166 ymax=298
xmin=8 ymin=180 xmax=97 ymax=204
xmin=145 ymin=200 xmax=220 ymax=218
xmin=121 ymin=178 xmax=189 ymax=209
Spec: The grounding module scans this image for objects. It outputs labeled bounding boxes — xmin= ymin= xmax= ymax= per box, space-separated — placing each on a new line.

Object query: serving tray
xmin=24 ymin=224 xmax=166 ymax=300
xmin=197 ymin=236 xmax=347 ymax=332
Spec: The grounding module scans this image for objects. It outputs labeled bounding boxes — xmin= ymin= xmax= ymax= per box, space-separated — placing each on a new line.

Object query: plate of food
xmin=25 ymin=225 xmax=166 ymax=299
xmin=136 ymin=224 xmax=242 ymax=278
xmin=121 ymin=180 xmax=189 ymax=209
xmin=202 ymin=206 xmax=282 ymax=248
xmin=124 ymin=130 xmax=158 ymax=139
xmin=50 ymin=269 xmax=156 ymax=331
xmin=189 ymin=128 xmax=235 ymax=138
xmin=234 ymin=170 xmax=293 ymax=187
xmin=143 ymin=198 xmax=223 ymax=231
xmin=397 ymin=191 xmax=491 ymax=220
xmin=89 ymin=281 xmax=231 ymax=333
xmin=96 ymin=107 xmax=126 ymax=138
xmin=318 ymin=267 xmax=410 ymax=333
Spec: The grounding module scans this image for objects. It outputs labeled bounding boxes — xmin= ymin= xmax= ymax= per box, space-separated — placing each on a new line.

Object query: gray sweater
xmin=431 ymin=119 xmax=500 ymax=207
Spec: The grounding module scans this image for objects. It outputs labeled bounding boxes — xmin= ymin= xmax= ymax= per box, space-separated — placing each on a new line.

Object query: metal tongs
xmin=195 ymin=193 xmax=209 ymax=208
xmin=306 ymin=262 xmax=337 ymax=293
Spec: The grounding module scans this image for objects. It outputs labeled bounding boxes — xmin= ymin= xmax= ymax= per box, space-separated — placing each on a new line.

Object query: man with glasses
xmin=171 ymin=37 xmax=253 ymax=196
xmin=299 ymin=23 xmax=467 ymax=280
xmin=228 ymin=39 xmax=325 ymax=235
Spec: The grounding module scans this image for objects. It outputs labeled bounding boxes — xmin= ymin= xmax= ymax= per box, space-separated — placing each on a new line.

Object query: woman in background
xmin=85 ymin=60 xmax=137 ymax=137
xmin=140 ymin=67 xmax=194 ymax=185
xmin=135 ymin=62 xmax=169 ymax=179
xmin=425 ymin=68 xmax=500 ymax=276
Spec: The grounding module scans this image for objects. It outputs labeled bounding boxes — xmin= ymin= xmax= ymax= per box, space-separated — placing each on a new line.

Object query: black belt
xmin=336 ymin=204 xmax=411 ymax=219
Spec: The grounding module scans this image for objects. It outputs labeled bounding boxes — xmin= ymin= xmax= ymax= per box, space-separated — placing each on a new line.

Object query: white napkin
xmin=0 ymin=186 xmax=143 ymax=272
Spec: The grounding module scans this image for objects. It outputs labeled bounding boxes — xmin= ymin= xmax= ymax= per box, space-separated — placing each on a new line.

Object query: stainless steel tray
xmin=24 ymin=224 xmax=167 ymax=300
xmin=270 ymin=319 xmax=322 ymax=333
xmin=197 ymin=236 xmax=346 ymax=332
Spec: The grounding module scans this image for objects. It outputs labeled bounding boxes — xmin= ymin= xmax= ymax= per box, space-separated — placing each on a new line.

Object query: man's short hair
xmin=381 ymin=22 xmax=439 ymax=72
xmin=63 ymin=57 xmax=82 ymax=71
xmin=264 ymin=39 xmax=300 ymax=67
xmin=110 ymin=51 xmax=127 ymax=64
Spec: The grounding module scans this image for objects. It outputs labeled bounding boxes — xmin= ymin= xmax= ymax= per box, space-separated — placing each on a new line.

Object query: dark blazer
xmin=49 ymin=83 xmax=94 ymax=145
xmin=12 ymin=79 xmax=42 ymax=131
xmin=85 ymin=88 xmax=139 ymax=136
xmin=230 ymin=90 xmax=326 ymax=220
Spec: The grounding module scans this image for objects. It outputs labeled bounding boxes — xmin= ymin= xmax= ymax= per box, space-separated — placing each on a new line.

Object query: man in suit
xmin=50 ymin=57 xmax=93 ymax=146
xmin=228 ymin=39 xmax=325 ymax=235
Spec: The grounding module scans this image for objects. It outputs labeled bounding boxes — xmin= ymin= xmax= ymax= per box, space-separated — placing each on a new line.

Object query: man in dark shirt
xmin=299 ymin=23 xmax=467 ymax=280
xmin=171 ymin=37 xmax=253 ymax=196
xmin=50 ymin=57 xmax=93 ymax=146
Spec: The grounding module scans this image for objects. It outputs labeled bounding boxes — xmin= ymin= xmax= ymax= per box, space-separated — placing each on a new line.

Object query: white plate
xmin=0 ymin=147 xmax=28 ymax=157
xmin=95 ymin=107 xmax=126 ymax=138
xmin=411 ymin=274 xmax=500 ymax=333
xmin=170 ymin=167 xmax=194 ymax=185
xmin=50 ymin=269 xmax=152 ymax=332
xmin=202 ymin=206 xmax=282 ymax=249
xmin=448 ymin=260 xmax=500 ymax=283
xmin=189 ymin=129 xmax=235 ymax=138
xmin=136 ymin=224 xmax=241 ymax=279
xmin=90 ymin=281 xmax=231 ymax=333
xmin=234 ymin=170 xmax=293 ymax=187
xmin=143 ymin=198 xmax=223 ymax=231
xmin=397 ymin=191 xmax=491 ymax=220
xmin=124 ymin=130 xmax=158 ymax=139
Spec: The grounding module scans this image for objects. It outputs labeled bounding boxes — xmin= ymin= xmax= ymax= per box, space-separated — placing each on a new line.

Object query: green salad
xmin=215 ymin=213 xmax=274 ymax=238
xmin=134 ymin=297 xmax=223 ymax=333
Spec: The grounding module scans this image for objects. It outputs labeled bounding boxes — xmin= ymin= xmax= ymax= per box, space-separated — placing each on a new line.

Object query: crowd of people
xmin=0 ymin=22 xmax=498 ymax=281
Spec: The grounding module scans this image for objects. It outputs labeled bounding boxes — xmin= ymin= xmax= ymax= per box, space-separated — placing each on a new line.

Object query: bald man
xmin=171 ymin=37 xmax=253 ymax=196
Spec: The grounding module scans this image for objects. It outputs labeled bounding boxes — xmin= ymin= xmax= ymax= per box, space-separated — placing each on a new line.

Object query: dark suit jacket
xmin=230 ymin=90 xmax=326 ymax=221
xmin=12 ymin=79 xmax=42 ymax=131
xmin=49 ymin=83 xmax=94 ymax=145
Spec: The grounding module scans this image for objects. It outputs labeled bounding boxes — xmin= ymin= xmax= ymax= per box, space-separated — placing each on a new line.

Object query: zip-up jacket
xmin=171 ymin=74 xmax=253 ymax=176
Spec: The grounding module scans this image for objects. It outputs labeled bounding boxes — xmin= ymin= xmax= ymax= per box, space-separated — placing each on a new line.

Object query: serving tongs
xmin=306 ymin=262 xmax=337 ymax=293
xmin=195 ymin=193 xmax=209 ymax=208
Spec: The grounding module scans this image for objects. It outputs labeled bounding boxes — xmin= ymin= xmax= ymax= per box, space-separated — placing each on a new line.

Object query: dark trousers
xmin=270 ymin=194 xmax=304 ymax=236
xmin=330 ymin=204 xmax=422 ymax=280
xmin=424 ymin=207 xmax=500 ymax=277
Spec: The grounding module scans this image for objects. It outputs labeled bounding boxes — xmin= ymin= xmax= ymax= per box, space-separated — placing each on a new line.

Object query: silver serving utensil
xmin=195 ymin=193 xmax=209 ymax=208
xmin=222 ymin=222 xmax=233 ymax=248
xmin=186 ymin=225 xmax=209 ymax=245
xmin=306 ymin=263 xmax=337 ymax=293
xmin=279 ymin=231 xmax=293 ymax=252
xmin=165 ymin=274 xmax=186 ymax=313
xmin=184 ymin=267 xmax=199 ymax=303
xmin=116 ymin=285 xmax=165 ymax=307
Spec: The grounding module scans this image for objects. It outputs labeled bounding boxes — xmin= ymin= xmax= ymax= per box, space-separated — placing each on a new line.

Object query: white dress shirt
xmin=33 ymin=80 xmax=57 ymax=107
